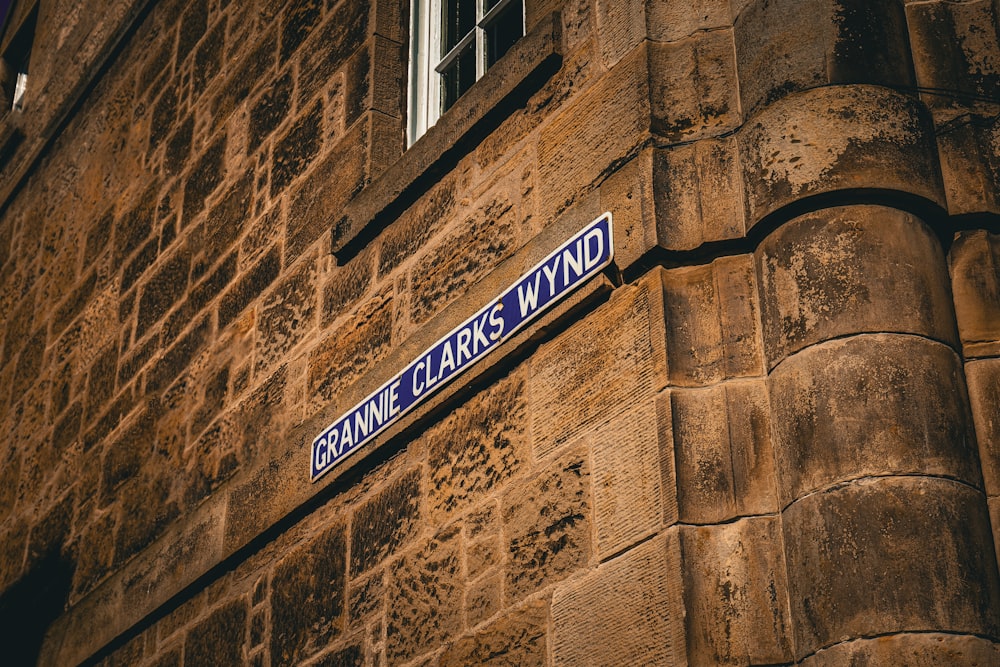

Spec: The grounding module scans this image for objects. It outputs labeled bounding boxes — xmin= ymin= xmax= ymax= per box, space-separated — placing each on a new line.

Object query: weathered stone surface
xmin=906 ymin=0 xmax=1000 ymax=121
xmin=680 ymin=518 xmax=792 ymax=665
xmin=647 ymin=0 xmax=732 ymax=42
xmin=322 ymin=249 xmax=374 ymax=326
xmin=672 ymin=380 xmax=777 ymax=525
xmin=424 ymin=371 xmax=527 ymax=523
xmin=529 ymin=276 xmax=664 ymax=456
xmin=738 ymin=88 xmax=944 ymax=227
xmin=218 ymin=246 xmax=281 ymax=329
xmin=653 ymin=137 xmax=744 ymax=251
xmin=503 ymin=445 xmax=591 ymax=604
xmin=936 ymin=114 xmax=1000 ymax=217
xmin=271 ymin=99 xmax=323 ymax=197
xmin=552 ymin=533 xmax=684 ymax=666
xmin=279 ymin=0 xmax=323 ymax=63
xmin=537 ymin=45 xmax=650 ymax=220
xmin=385 ymin=526 xmax=463 ymax=665
xmin=801 ymin=633 xmax=1000 ymax=666
xmin=734 ymin=0 xmax=914 ymax=116
xmin=440 ymin=598 xmax=548 ymax=667
xmin=465 ymin=571 xmax=501 ymax=627
xmin=137 ymin=246 xmax=191 ymax=337
xmin=967 ymin=358 xmax=1000 ymax=498
xmin=782 ymin=477 xmax=1000 ymax=659
xmin=769 ymin=335 xmax=981 ymax=505
xmin=756 ymin=206 xmax=958 ymax=367
xmin=182 ymin=133 xmax=228 ymax=227
xmin=663 ymin=255 xmax=763 ymax=386
xmin=248 ymin=72 xmax=293 ymax=153
xmin=185 ymin=600 xmax=248 ymax=667
xmin=376 ymin=175 xmax=456 ymax=279
xmin=308 ymin=286 xmax=393 ymax=405
xmin=350 ymin=468 xmax=421 ymax=576
xmin=410 ymin=194 xmax=518 ymax=325
xmin=591 ymin=397 xmax=670 ymax=558
xmin=649 ymin=29 xmax=740 ymax=143
xmin=271 ymin=524 xmax=347 ymax=665
xmin=595 ymin=0 xmax=645 ymax=68
xmin=256 ymin=256 xmax=317 ymax=373
xmin=950 ymin=230 xmax=1000 ymax=358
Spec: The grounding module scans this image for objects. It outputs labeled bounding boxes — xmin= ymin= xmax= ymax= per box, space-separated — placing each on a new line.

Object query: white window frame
xmin=407 ymin=0 xmax=525 ymax=146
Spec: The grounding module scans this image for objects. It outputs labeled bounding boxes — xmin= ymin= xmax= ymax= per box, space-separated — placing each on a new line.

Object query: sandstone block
xmin=782 ymin=476 xmax=1000 ymax=659
xmin=595 ymin=0 xmax=645 ymax=68
xmin=323 ymin=249 xmax=374 ymax=326
xmin=441 ymin=598 xmax=548 ymax=667
xmin=385 ymin=526 xmax=463 ymax=665
xmin=537 ymin=45 xmax=650 ymax=221
xmin=756 ymin=206 xmax=957 ymax=367
xmin=906 ymin=0 xmax=1000 ymax=120
xmin=424 ymin=371 xmax=527 ymax=524
xmin=734 ymin=0 xmax=914 ymax=116
xmin=649 ymin=29 xmax=740 ymax=143
xmin=663 ymin=255 xmax=763 ymax=386
xmin=308 ymin=286 xmax=393 ymax=406
xmin=270 ymin=99 xmax=324 ymax=198
xmin=599 ymin=149 xmax=657 ymax=271
xmin=350 ymin=468 xmax=421 ymax=576
xmin=409 ymin=193 xmax=518 ymax=325
xmin=503 ymin=445 xmax=591 ymax=604
xmin=800 ymin=633 xmax=1000 ymax=666
xmin=185 ymin=600 xmax=248 ymax=667
xmin=218 ymin=245 xmax=281 ymax=329
xmin=679 ymin=517 xmax=792 ymax=665
xmin=529 ymin=275 xmax=665 ymax=456
xmin=255 ymin=255 xmax=317 ymax=374
xmin=465 ymin=571 xmax=502 ymax=628
xmin=672 ymin=380 xmax=777 ymax=525
xmin=270 ymin=524 xmax=347 ymax=665
xmin=591 ymin=396 xmax=671 ymax=558
xmin=950 ymin=230 xmax=1000 ymax=357
xmin=739 ymin=88 xmax=943 ymax=228
xmin=647 ymin=0 xmax=732 ymax=42
xmin=552 ymin=533 xmax=684 ymax=666
xmin=376 ymin=174 xmax=456 ymax=279
xmin=936 ymin=114 xmax=1000 ymax=217
xmin=653 ymin=137 xmax=744 ymax=251
xmin=769 ymin=335 xmax=981 ymax=505
xmin=967 ymin=358 xmax=1000 ymax=497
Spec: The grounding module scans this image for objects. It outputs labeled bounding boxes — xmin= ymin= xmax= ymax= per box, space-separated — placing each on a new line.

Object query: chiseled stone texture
xmin=739 ymin=88 xmax=944 ymax=227
xmin=680 ymin=518 xmax=792 ymax=665
xmin=968 ymin=358 xmax=1000 ymax=509
xmin=438 ymin=598 xmax=548 ymax=667
xmin=385 ymin=525 xmax=464 ymax=665
xmin=756 ymin=206 xmax=958 ymax=368
xmin=270 ymin=524 xmax=347 ymax=665
xmin=782 ymin=476 xmax=1000 ymax=660
xmin=950 ymin=230 xmax=1000 ymax=358
xmin=552 ymin=533 xmax=684 ymax=666
xmin=671 ymin=380 xmax=777 ymax=525
xmin=734 ymin=0 xmax=914 ymax=116
xmin=185 ymin=600 xmax=249 ymax=667
xmin=590 ymin=396 xmax=672 ymax=558
xmin=801 ymin=633 xmax=1000 ymax=666
xmin=662 ymin=255 xmax=763 ymax=386
xmin=423 ymin=371 xmax=528 ymax=524
xmin=503 ymin=444 xmax=592 ymax=605
xmin=529 ymin=274 xmax=666 ymax=457
xmin=769 ymin=335 xmax=982 ymax=506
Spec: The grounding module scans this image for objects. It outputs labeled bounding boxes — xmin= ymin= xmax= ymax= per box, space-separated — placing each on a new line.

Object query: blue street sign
xmin=311 ymin=212 xmax=614 ymax=482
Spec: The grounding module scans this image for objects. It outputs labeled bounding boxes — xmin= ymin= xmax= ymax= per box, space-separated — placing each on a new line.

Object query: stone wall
xmin=0 ymin=0 xmax=998 ymax=665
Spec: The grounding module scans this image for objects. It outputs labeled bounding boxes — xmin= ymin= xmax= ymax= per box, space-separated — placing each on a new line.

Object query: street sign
xmin=311 ymin=212 xmax=614 ymax=482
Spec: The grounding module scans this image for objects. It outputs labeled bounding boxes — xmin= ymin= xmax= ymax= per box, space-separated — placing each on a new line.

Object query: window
xmin=0 ymin=1 xmax=36 ymax=113
xmin=408 ymin=0 xmax=524 ymax=145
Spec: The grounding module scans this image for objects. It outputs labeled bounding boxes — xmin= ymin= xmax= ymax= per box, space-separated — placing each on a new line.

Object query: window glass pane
xmin=484 ymin=0 xmax=502 ymax=10
xmin=440 ymin=42 xmax=476 ymax=112
xmin=443 ymin=0 xmax=476 ymax=54
xmin=484 ymin=1 xmax=523 ymax=67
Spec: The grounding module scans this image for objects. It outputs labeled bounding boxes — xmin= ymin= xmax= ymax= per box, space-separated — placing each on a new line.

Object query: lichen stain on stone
xmin=747 ymin=90 xmax=920 ymax=198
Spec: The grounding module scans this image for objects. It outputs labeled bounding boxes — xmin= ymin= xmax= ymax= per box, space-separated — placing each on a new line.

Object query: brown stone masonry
xmin=0 ymin=0 xmax=998 ymax=665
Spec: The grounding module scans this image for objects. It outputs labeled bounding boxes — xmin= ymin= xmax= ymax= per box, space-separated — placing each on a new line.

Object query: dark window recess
xmin=0 ymin=2 xmax=36 ymax=112
xmin=485 ymin=0 xmax=522 ymax=67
